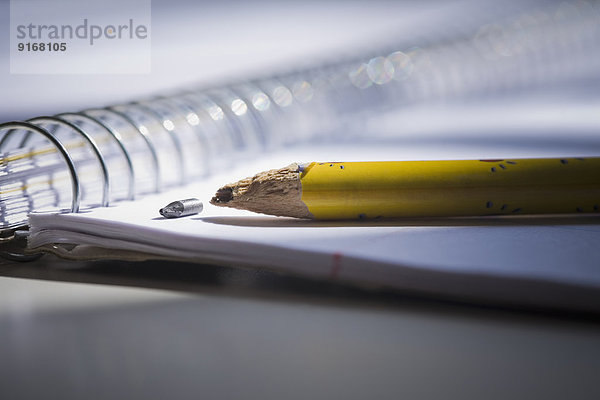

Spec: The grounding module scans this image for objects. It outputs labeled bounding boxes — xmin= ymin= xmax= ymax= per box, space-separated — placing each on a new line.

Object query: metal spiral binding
xmin=0 ymin=0 xmax=598 ymax=260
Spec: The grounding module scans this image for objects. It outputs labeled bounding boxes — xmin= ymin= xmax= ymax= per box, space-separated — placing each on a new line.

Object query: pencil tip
xmin=211 ymin=187 xmax=233 ymax=205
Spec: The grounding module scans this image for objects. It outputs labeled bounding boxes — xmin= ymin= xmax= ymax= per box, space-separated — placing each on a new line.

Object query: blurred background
xmin=1 ymin=0 xmax=599 ymax=150
xmin=1 ymin=0 xmax=464 ymax=119
xmin=1 ymin=0 xmax=597 ymax=123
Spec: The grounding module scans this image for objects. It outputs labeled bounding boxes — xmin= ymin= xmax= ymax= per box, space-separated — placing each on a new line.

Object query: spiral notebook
xmin=2 ymin=1 xmax=600 ymax=312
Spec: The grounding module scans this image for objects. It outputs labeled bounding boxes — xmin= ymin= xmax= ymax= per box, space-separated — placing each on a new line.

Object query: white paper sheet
xmin=28 ymin=140 xmax=600 ymax=308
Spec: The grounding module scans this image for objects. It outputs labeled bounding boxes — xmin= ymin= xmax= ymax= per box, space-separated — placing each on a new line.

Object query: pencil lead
xmin=212 ymin=187 xmax=233 ymax=204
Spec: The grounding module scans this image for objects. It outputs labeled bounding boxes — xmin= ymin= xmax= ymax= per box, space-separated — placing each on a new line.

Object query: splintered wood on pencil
xmin=210 ymin=163 xmax=312 ymax=218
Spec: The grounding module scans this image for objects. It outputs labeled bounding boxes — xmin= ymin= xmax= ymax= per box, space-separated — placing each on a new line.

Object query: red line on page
xmin=330 ymin=252 xmax=342 ymax=279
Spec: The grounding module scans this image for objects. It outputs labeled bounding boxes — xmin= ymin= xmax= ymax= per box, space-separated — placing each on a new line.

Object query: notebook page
xmin=28 ymin=136 xmax=600 ymax=291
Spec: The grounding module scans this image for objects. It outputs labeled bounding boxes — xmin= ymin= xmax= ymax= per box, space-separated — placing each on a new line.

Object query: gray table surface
xmin=1 ymin=256 xmax=599 ymax=400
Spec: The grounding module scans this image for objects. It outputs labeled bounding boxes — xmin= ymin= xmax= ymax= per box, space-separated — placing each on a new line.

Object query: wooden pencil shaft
xmin=301 ymin=159 xmax=600 ymax=219
xmin=211 ymin=158 xmax=600 ymax=219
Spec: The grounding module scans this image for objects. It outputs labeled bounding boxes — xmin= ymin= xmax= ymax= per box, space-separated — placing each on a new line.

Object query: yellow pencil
xmin=210 ymin=158 xmax=600 ymax=219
